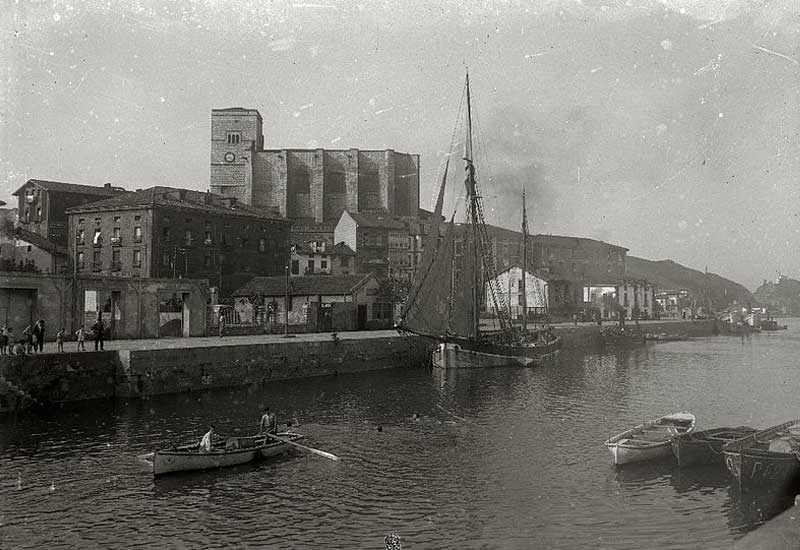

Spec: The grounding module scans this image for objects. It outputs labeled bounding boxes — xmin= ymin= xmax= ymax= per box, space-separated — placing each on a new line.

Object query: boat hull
xmin=432 ymin=342 xmax=533 ymax=369
xmin=485 ymin=337 xmax=561 ymax=364
xmin=723 ymin=420 xmax=800 ymax=494
xmin=150 ymin=432 xmax=303 ymax=476
xmin=605 ymin=412 xmax=696 ymax=466
xmin=671 ymin=427 xmax=757 ymax=468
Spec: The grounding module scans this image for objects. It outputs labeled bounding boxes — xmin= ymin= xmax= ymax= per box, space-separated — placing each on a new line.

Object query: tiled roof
xmin=348 ymin=211 xmax=407 ymax=230
xmin=13 ymin=179 xmax=127 ymax=197
xmin=233 ymin=273 xmax=374 ymax=297
xmin=331 ymin=242 xmax=356 ymax=256
xmin=64 ymin=186 xmax=288 ymax=222
xmin=14 ymin=227 xmax=69 ymax=256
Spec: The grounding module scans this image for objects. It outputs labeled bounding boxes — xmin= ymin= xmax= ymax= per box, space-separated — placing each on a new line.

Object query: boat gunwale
xmin=154 ymin=432 xmax=304 ymax=458
xmin=722 ymin=419 xmax=800 ymax=454
xmin=605 ymin=413 xmax=696 ymax=449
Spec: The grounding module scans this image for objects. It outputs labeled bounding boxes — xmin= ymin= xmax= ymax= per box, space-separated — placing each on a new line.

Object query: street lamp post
xmin=284 ymin=263 xmax=289 ymax=337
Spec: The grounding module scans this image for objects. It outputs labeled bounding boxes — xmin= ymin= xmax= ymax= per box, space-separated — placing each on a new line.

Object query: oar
xmin=264 ymin=433 xmax=340 ymax=461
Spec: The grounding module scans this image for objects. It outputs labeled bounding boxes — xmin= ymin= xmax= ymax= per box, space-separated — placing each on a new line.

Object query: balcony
xmin=92 ymin=261 xmax=103 ymax=272
xmin=132 ymin=262 xmax=142 ymax=269
xmin=111 ymin=237 xmax=122 ymax=246
xmin=92 ymin=239 xmax=103 ymax=248
xmin=76 ymin=237 xmax=86 ymax=246
xmin=133 ymin=236 xmax=142 ymax=243
xmin=111 ymin=261 xmax=122 ymax=272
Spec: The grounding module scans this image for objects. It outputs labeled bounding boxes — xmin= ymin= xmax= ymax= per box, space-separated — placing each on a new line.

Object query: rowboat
xmin=671 ymin=426 xmax=757 ymax=468
xmin=145 ymin=431 xmax=304 ymax=476
xmin=605 ymin=412 xmax=696 ymax=466
xmin=723 ymin=420 xmax=800 ymax=494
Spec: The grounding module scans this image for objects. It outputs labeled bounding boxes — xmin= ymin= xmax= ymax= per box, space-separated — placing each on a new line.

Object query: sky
xmin=1 ymin=0 xmax=798 ymax=290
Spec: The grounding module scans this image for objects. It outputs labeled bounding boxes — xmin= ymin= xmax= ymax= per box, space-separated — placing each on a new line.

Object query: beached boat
xmin=671 ymin=426 xmax=757 ymax=468
xmin=723 ymin=420 xmax=800 ymax=493
xmin=645 ymin=332 xmax=689 ymax=342
xmin=605 ymin=412 xmax=696 ymax=466
xmin=760 ymin=319 xmax=788 ymax=331
xmin=146 ymin=432 xmax=304 ymax=476
xmin=396 ymin=73 xmax=540 ymax=369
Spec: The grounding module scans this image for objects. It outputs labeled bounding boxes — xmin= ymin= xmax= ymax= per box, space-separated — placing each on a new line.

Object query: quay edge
xmin=0 ymin=320 xmax=723 ymax=409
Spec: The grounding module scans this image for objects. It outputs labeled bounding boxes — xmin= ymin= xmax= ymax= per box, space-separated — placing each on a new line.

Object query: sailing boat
xmin=397 ymin=73 xmax=546 ymax=369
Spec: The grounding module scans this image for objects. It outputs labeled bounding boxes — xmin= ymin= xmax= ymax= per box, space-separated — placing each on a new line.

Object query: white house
xmin=486 ymin=265 xmax=549 ymax=319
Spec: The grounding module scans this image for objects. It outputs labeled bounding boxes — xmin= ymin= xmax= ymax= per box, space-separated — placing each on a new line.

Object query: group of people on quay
xmin=0 ymin=318 xmax=106 ymax=356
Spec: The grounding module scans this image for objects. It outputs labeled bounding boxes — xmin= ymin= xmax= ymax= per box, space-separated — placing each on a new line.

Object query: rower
xmin=199 ymin=425 xmax=214 ymax=452
xmin=260 ymin=407 xmax=278 ymax=435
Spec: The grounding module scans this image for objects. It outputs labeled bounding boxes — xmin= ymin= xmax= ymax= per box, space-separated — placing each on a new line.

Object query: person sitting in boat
xmin=199 ymin=425 xmax=214 ymax=452
xmin=259 ymin=407 xmax=278 ymax=435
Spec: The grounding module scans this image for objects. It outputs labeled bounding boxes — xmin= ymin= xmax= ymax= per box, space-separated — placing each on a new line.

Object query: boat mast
xmin=464 ymin=71 xmax=480 ymax=341
xmin=521 ymin=187 xmax=528 ymax=333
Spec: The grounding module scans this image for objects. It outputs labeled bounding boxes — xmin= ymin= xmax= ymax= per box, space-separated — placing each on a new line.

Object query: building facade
xmin=65 ymin=187 xmax=290 ymax=296
xmin=209 ymin=108 xmax=420 ymax=225
xmin=12 ymin=180 xmax=127 ymax=247
xmin=334 ymin=210 xmax=418 ymax=280
xmin=486 ymin=265 xmax=550 ymax=320
xmin=290 ymin=241 xmax=356 ymax=277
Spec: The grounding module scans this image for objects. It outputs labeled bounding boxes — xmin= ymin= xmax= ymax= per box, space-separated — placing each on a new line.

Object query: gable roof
xmin=13 ymin=179 xmax=127 ymax=197
xmin=64 ymin=186 xmax=288 ymax=222
xmin=347 ymin=211 xmax=407 ymax=230
xmin=232 ymin=273 xmax=375 ymax=297
xmin=14 ymin=227 xmax=69 ymax=256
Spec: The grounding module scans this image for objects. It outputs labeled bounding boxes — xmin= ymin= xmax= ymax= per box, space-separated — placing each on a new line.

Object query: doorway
xmin=181 ymin=293 xmax=191 ymax=337
xmin=357 ymin=304 xmax=367 ymax=330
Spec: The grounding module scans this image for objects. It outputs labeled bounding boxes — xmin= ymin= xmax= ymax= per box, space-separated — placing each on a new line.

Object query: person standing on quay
xmin=36 ymin=320 xmax=45 ymax=352
xmin=75 ymin=325 xmax=86 ymax=351
xmin=0 ymin=324 xmax=8 ymax=356
xmin=22 ymin=324 xmax=34 ymax=354
xmin=56 ymin=328 xmax=65 ymax=353
xmin=218 ymin=313 xmax=225 ymax=338
xmin=92 ymin=318 xmax=105 ymax=351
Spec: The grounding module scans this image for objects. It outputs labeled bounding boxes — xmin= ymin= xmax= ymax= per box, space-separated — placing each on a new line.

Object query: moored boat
xmin=605 ymin=412 xmax=696 ymax=466
xmin=146 ymin=431 xmax=304 ymax=476
xmin=671 ymin=426 xmax=757 ymax=468
xmin=723 ymin=420 xmax=800 ymax=494
xmin=432 ymin=341 xmax=533 ymax=369
xmin=760 ymin=319 xmax=788 ymax=331
xmin=645 ymin=332 xmax=689 ymax=342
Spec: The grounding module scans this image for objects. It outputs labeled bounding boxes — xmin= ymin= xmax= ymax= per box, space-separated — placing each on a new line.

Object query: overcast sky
xmin=2 ymin=0 xmax=798 ymax=289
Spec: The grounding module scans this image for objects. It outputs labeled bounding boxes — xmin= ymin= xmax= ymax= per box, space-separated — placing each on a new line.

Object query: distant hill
xmin=753 ymin=277 xmax=800 ymax=315
xmin=626 ymin=256 xmax=753 ymax=310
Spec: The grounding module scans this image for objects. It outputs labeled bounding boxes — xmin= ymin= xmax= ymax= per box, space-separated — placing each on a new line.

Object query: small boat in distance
xmin=723 ymin=420 xmax=800 ymax=494
xmin=144 ymin=431 xmax=305 ymax=476
xmin=671 ymin=426 xmax=757 ymax=468
xmin=645 ymin=332 xmax=689 ymax=342
xmin=605 ymin=412 xmax=696 ymax=466
xmin=761 ymin=318 xmax=788 ymax=331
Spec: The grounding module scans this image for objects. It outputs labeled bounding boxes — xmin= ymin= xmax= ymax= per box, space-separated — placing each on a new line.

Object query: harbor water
xmin=2 ymin=323 xmax=800 ymax=549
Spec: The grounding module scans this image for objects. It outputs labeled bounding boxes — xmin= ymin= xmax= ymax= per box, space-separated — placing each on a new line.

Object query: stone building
xmin=290 ymin=241 xmax=356 ymax=277
xmin=209 ymin=108 xmax=420 ymax=234
xmin=334 ymin=210 xmax=419 ymax=281
xmin=12 ymin=179 xmax=127 ymax=247
xmin=65 ymin=187 xmax=290 ymax=296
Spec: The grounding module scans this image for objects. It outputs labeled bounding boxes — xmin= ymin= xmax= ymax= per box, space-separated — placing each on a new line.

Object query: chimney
xmin=104 ymin=183 xmax=111 ymax=189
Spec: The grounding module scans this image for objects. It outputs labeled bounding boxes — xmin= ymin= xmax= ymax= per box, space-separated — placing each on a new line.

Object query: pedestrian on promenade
xmin=0 ymin=324 xmax=8 ymax=356
xmin=572 ymin=313 xmax=578 ymax=326
xmin=75 ymin=325 xmax=86 ymax=351
xmin=218 ymin=313 xmax=225 ymax=338
xmin=35 ymin=320 xmax=45 ymax=352
xmin=56 ymin=328 xmax=65 ymax=352
xmin=92 ymin=318 xmax=105 ymax=351
xmin=22 ymin=324 xmax=35 ymax=354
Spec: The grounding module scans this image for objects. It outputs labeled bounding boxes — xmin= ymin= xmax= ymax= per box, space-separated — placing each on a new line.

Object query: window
xmin=227 ymin=132 xmax=241 ymax=144
xmin=373 ymin=303 xmax=393 ymax=320
xmin=133 ymin=250 xmax=142 ymax=267
xmin=112 ymin=249 xmax=121 ymax=271
xmin=36 ymin=207 xmax=42 ymax=220
xmin=307 ymin=259 xmax=315 ymax=273
xmin=92 ymin=251 xmax=102 ymax=271
xmin=184 ymin=229 xmax=193 ymax=246
xmin=204 ymin=231 xmax=213 ymax=245
xmin=162 ymin=226 xmax=170 ymax=239
xmin=78 ymin=218 xmax=85 ymax=225
xmin=258 ymin=238 xmax=266 ymax=252
xmin=134 ymin=215 xmax=141 ymax=221
xmin=204 ymin=253 xmax=212 ymax=268
xmin=77 ymin=251 xmax=85 ymax=268
xmin=76 ymin=228 xmax=85 ymax=245
xmin=113 ymin=216 xmax=121 ymax=223
xmin=321 ymin=260 xmax=327 ymax=269
xmin=340 ymin=256 xmax=350 ymax=268
xmin=240 ymin=237 xmax=248 ymax=249
xmin=133 ymin=226 xmax=142 ymax=242
xmin=162 ymin=251 xmax=171 ymax=267
xmin=291 ymin=259 xmax=299 ymax=275
xmin=112 ymin=227 xmax=121 ymax=245
xmin=93 ymin=228 xmax=102 ymax=246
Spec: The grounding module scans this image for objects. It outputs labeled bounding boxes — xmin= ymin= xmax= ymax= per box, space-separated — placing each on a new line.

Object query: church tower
xmin=209 ymin=108 xmax=263 ymax=205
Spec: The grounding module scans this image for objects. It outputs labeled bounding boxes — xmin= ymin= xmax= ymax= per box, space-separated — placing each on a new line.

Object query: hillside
xmin=753 ymin=277 xmax=800 ymax=315
xmin=626 ymin=256 xmax=753 ymax=310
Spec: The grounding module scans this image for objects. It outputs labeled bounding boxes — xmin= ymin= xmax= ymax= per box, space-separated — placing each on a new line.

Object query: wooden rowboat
xmin=605 ymin=412 xmax=696 ymax=466
xmin=671 ymin=426 xmax=757 ymax=468
xmin=723 ymin=420 xmax=800 ymax=494
xmin=144 ymin=431 xmax=304 ymax=476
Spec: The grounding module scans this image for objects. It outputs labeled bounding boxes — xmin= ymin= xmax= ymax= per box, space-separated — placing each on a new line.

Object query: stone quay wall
xmin=551 ymin=319 xmax=722 ymax=349
xmin=0 ymin=334 xmax=430 ymax=409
